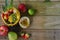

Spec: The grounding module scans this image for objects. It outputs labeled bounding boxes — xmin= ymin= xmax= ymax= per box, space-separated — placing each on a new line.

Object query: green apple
xmin=8 ymin=32 xmax=17 ymax=40
xmin=28 ymin=9 xmax=35 ymax=15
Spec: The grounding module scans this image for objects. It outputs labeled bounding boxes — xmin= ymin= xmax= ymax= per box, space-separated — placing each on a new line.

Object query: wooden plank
xmin=22 ymin=30 xmax=54 ymax=40
xmin=23 ymin=2 xmax=60 ymax=16
xmin=0 ymin=0 xmax=60 ymax=40
xmin=55 ymin=30 xmax=60 ymax=40
xmin=0 ymin=0 xmax=44 ymax=2
xmin=1 ymin=1 xmax=60 ymax=15
xmin=28 ymin=16 xmax=46 ymax=29
xmin=1 ymin=0 xmax=60 ymax=1
xmin=28 ymin=16 xmax=60 ymax=29
xmin=0 ymin=30 xmax=54 ymax=40
xmin=44 ymin=16 xmax=60 ymax=29
xmin=0 ymin=36 xmax=8 ymax=40
xmin=1 ymin=16 xmax=60 ymax=29
xmin=51 ymin=0 xmax=60 ymax=1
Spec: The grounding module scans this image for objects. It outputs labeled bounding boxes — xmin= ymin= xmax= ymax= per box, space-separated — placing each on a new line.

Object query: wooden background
xmin=0 ymin=0 xmax=60 ymax=40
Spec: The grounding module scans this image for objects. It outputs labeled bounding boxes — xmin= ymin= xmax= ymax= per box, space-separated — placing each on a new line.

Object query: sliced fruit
xmin=8 ymin=32 xmax=17 ymax=40
xmin=19 ymin=17 xmax=30 ymax=28
xmin=2 ymin=13 xmax=4 ymax=18
xmin=8 ymin=14 xmax=17 ymax=23
xmin=20 ymin=32 xmax=31 ymax=39
xmin=4 ymin=11 xmax=9 ymax=14
xmin=1 ymin=7 xmax=20 ymax=26
xmin=25 ymin=33 xmax=30 ymax=39
xmin=11 ymin=14 xmax=17 ymax=22
xmin=21 ymin=33 xmax=24 ymax=36
xmin=8 ymin=9 xmax=13 ymax=13
xmin=8 ymin=15 xmax=13 ymax=23
xmin=4 ymin=14 xmax=9 ymax=20
xmin=2 ymin=11 xmax=9 ymax=20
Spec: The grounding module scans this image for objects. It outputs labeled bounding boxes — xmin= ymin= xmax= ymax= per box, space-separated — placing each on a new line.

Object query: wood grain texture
xmin=1 ymin=1 xmax=60 ymax=16
xmin=0 ymin=0 xmax=60 ymax=40
xmin=55 ymin=30 xmax=60 ymax=40
xmin=19 ymin=30 xmax=54 ymax=40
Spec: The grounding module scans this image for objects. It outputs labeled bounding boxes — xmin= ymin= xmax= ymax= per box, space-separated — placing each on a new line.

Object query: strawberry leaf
xmin=5 ymin=0 xmax=8 ymax=7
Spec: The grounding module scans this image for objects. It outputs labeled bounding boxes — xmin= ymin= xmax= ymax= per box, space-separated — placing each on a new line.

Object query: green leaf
xmin=10 ymin=0 xmax=13 ymax=7
xmin=5 ymin=0 xmax=8 ymax=7
xmin=2 ymin=5 xmax=5 ymax=11
xmin=4 ymin=0 xmax=13 ymax=11
xmin=2 ymin=0 xmax=13 ymax=12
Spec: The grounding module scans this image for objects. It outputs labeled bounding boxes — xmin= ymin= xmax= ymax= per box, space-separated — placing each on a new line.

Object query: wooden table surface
xmin=0 ymin=0 xmax=60 ymax=40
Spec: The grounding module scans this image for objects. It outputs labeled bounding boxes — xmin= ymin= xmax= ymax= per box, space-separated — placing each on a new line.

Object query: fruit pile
xmin=0 ymin=0 xmax=36 ymax=40
xmin=1 ymin=7 xmax=20 ymax=26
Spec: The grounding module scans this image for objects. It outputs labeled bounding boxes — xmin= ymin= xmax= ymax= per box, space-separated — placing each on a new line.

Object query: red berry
xmin=9 ymin=9 xmax=13 ymax=13
xmin=5 ymin=14 xmax=9 ymax=20
xmin=3 ymin=14 xmax=9 ymax=20
xmin=2 ymin=13 xmax=4 ymax=18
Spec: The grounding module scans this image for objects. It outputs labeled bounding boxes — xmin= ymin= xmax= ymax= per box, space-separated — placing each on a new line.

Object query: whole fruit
xmin=8 ymin=32 xmax=17 ymax=40
xmin=18 ymin=4 xmax=26 ymax=13
xmin=0 ymin=25 xmax=8 ymax=36
xmin=28 ymin=9 xmax=35 ymax=15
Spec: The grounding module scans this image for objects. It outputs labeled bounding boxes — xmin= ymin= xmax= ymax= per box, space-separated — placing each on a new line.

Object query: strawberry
xmin=8 ymin=9 xmax=13 ymax=13
xmin=21 ymin=33 xmax=30 ymax=39
xmin=2 ymin=13 xmax=5 ymax=18
xmin=4 ymin=14 xmax=9 ymax=20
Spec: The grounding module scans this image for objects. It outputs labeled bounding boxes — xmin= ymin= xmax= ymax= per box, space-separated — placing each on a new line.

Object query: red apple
xmin=18 ymin=4 xmax=26 ymax=13
xmin=0 ymin=25 xmax=8 ymax=36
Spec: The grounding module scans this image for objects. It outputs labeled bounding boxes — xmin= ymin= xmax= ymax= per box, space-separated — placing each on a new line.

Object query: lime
xmin=28 ymin=9 xmax=35 ymax=15
xmin=8 ymin=32 xmax=17 ymax=40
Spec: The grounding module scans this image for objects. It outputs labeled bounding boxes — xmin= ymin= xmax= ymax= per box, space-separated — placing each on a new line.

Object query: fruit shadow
xmin=20 ymin=4 xmax=37 ymax=16
xmin=8 ymin=23 xmax=23 ymax=36
xmin=20 ymin=4 xmax=37 ymax=25
xmin=25 ymin=4 xmax=37 ymax=26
